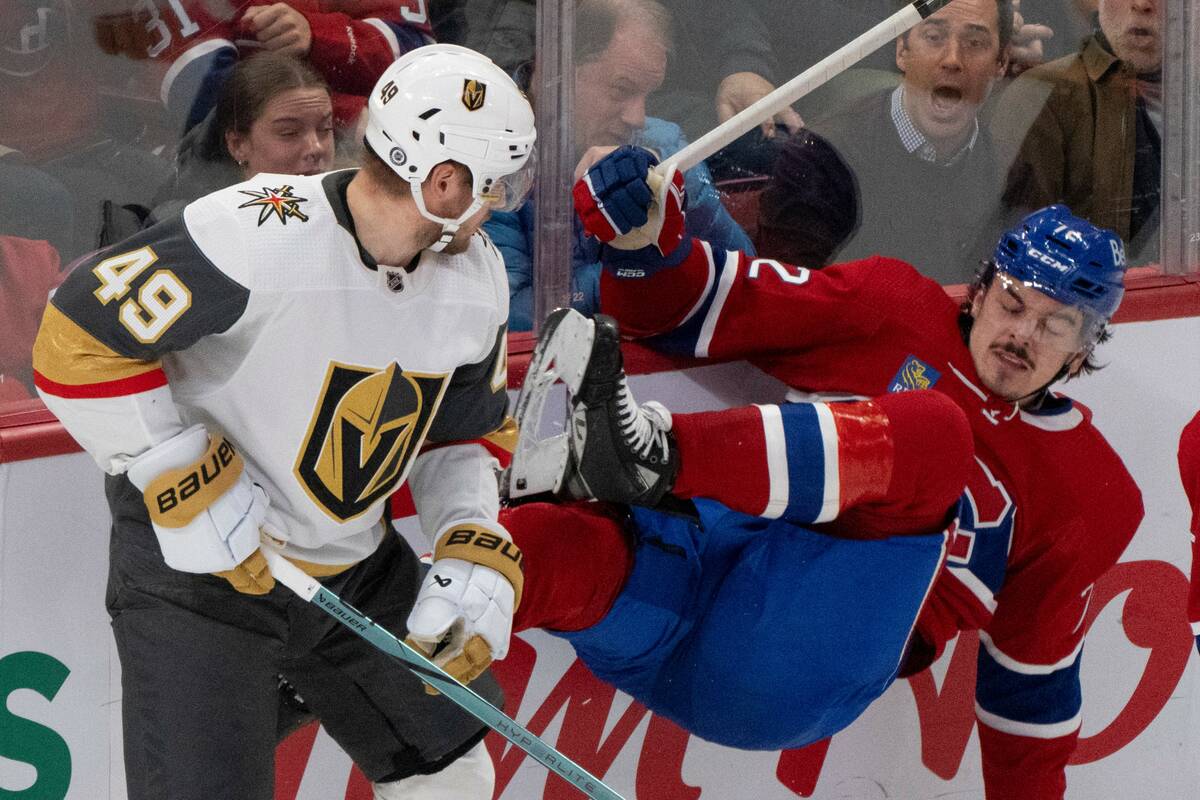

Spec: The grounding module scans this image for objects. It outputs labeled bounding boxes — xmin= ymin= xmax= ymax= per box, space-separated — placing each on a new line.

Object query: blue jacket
xmin=487 ymin=117 xmax=755 ymax=331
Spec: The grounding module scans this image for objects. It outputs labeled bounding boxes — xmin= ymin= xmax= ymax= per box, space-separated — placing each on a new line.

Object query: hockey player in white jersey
xmin=31 ymin=44 xmax=535 ymax=800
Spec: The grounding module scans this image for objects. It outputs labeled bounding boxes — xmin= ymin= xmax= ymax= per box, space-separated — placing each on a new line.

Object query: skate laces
xmin=615 ymin=377 xmax=671 ymax=460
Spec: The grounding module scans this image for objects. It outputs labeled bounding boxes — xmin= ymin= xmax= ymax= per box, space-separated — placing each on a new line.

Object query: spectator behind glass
xmin=993 ymin=0 xmax=1161 ymax=265
xmin=430 ymin=0 xmax=535 ymax=73
xmin=650 ymin=0 xmax=1051 ymax=181
xmin=486 ymin=0 xmax=754 ymax=332
xmin=1 ymin=0 xmax=172 ymax=261
xmin=93 ymin=1 xmax=433 ymax=135
xmin=147 ymin=51 xmax=335 ymax=226
xmin=0 ymin=236 xmax=65 ymax=403
xmin=757 ymin=0 xmax=1012 ymax=284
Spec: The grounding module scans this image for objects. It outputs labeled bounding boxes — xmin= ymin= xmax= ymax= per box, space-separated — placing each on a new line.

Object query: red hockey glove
xmin=573 ymin=145 xmax=686 ymax=258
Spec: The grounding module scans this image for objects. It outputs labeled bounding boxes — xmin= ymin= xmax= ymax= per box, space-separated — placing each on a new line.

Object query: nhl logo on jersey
xmin=888 ymin=355 xmax=942 ymax=393
xmin=384 ymin=268 xmax=405 ymax=293
xmin=462 ymin=79 xmax=486 ymax=111
xmin=237 ymin=185 xmax=310 ymax=226
xmin=295 ymin=362 xmax=448 ymax=522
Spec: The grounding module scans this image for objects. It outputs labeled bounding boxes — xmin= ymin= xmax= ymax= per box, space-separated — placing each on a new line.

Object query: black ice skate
xmin=566 ymin=313 xmax=678 ymax=507
xmin=502 ymin=309 xmax=678 ymax=507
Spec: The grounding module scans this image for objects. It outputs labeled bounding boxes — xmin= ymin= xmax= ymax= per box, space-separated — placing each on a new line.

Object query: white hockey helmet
xmin=364 ymin=44 xmax=537 ymax=250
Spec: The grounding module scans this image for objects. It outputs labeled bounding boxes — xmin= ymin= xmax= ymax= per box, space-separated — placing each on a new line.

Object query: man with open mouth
xmin=756 ymin=0 xmax=1013 ymax=285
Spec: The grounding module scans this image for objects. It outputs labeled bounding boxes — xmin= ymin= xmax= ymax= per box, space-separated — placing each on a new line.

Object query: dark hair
xmin=575 ymin=0 xmax=673 ymax=64
xmin=957 ymin=260 xmax=1112 ymax=385
xmin=897 ymin=0 xmax=1015 ymax=54
xmin=213 ymin=52 xmax=330 ymax=156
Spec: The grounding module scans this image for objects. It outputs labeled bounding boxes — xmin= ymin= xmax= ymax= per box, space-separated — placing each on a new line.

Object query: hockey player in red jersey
xmin=32 ymin=44 xmax=534 ymax=799
xmin=1176 ymin=412 xmax=1200 ymax=654
xmin=557 ymin=145 xmax=1144 ymax=798
xmin=94 ymin=1 xmax=432 ymax=131
xmin=500 ymin=305 xmax=973 ymax=752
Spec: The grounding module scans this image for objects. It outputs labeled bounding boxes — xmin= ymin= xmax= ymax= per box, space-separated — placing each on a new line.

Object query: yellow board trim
xmin=143 ymin=435 xmax=244 ymax=528
xmin=33 ymin=304 xmax=163 ymax=386
xmin=434 ymin=525 xmax=524 ymax=610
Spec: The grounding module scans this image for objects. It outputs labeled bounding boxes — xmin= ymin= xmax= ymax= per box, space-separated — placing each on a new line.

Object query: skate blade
xmin=502 ymin=433 xmax=570 ymax=498
xmin=503 ymin=310 xmax=595 ymax=499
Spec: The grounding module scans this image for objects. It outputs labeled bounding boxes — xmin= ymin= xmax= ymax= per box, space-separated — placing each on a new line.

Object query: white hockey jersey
xmin=34 ymin=169 xmax=511 ymax=565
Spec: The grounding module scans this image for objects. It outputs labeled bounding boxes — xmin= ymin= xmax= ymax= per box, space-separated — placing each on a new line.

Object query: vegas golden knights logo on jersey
xmin=295 ymin=362 xmax=449 ymax=522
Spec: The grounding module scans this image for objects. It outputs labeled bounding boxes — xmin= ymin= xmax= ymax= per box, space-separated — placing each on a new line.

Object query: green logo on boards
xmin=0 ymin=652 xmax=71 ymax=799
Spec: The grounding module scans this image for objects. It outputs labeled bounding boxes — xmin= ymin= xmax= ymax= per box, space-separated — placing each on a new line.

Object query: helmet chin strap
xmin=410 ymin=181 xmax=485 ymax=253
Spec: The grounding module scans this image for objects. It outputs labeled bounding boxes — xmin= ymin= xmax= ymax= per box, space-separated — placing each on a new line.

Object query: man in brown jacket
xmin=992 ymin=0 xmax=1161 ymax=264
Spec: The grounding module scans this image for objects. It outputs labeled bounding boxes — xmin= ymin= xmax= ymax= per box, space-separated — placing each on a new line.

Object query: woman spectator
xmin=146 ymin=51 xmax=338 ymax=225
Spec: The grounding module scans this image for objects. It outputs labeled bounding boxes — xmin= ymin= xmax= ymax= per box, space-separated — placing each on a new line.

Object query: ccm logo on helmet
xmin=1026 ymin=246 xmax=1070 ymax=273
xmin=155 ymin=439 xmax=237 ymax=515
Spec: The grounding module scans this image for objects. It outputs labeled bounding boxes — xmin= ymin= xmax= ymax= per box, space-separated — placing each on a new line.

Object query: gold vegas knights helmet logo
xmin=295 ymin=362 xmax=449 ymax=522
xmin=462 ymin=78 xmax=487 ymax=111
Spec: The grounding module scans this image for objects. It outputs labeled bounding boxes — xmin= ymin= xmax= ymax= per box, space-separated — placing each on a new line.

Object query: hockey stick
xmin=260 ymin=546 xmax=626 ymax=800
xmin=662 ymin=0 xmax=952 ymax=173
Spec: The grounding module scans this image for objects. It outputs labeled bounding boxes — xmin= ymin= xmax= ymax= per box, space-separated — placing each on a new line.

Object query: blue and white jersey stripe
xmin=975 ymin=631 xmax=1083 ymax=739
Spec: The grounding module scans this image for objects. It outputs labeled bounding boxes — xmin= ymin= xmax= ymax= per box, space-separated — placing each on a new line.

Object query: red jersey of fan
xmin=94 ymin=1 xmax=432 ymax=128
xmin=0 ymin=1 xmax=103 ymax=159
xmin=0 ymin=236 xmax=63 ymax=399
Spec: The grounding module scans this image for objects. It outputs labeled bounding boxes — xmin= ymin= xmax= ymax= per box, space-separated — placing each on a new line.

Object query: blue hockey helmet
xmin=992 ymin=205 xmax=1127 ymax=325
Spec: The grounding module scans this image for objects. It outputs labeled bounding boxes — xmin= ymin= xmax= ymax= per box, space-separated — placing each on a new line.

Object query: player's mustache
xmin=993 ymin=342 xmax=1033 ymax=368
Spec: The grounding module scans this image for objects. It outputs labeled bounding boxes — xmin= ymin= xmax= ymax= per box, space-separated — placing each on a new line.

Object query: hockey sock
xmin=671 ymin=392 xmax=972 ymax=537
xmin=501 ymin=501 xmax=634 ymax=632
xmin=825 ymin=391 xmax=972 ymax=538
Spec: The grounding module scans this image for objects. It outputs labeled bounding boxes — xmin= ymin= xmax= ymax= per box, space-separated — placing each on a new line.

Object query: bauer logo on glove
xmin=151 ymin=437 xmax=240 ymax=524
xmin=405 ymin=522 xmax=524 ymax=692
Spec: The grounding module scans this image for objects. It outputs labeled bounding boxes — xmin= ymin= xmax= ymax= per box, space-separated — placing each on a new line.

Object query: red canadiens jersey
xmin=0 ymin=1 xmax=101 ymax=158
xmin=1176 ymin=411 xmax=1200 ymax=652
xmin=600 ymin=241 xmax=1144 ymax=800
xmin=97 ymin=1 xmax=432 ymax=129
xmin=0 ymin=236 xmax=63 ymax=398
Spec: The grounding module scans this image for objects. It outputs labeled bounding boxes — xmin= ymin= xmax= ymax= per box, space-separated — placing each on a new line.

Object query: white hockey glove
xmin=405 ymin=523 xmax=524 ymax=693
xmin=126 ymin=424 xmax=275 ymax=595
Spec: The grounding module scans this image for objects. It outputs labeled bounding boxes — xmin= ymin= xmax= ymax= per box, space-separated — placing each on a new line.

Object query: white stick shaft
xmin=662 ymin=0 xmax=946 ymax=173
xmin=261 ymin=545 xmax=321 ymax=600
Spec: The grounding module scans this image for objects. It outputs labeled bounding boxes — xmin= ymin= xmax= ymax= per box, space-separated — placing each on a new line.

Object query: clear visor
xmin=479 ymin=148 xmax=537 ymax=212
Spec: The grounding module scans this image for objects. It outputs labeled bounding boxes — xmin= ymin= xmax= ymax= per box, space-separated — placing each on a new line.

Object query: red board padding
xmin=3 ymin=271 xmax=1199 ymax=464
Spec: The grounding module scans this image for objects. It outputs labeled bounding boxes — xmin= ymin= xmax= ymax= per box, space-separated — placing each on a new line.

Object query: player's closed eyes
xmin=999 ymin=300 xmax=1079 ymax=342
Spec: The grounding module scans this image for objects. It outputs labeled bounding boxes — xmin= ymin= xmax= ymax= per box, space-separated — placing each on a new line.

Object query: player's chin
xmin=981 ymin=363 xmax=1031 ymax=400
